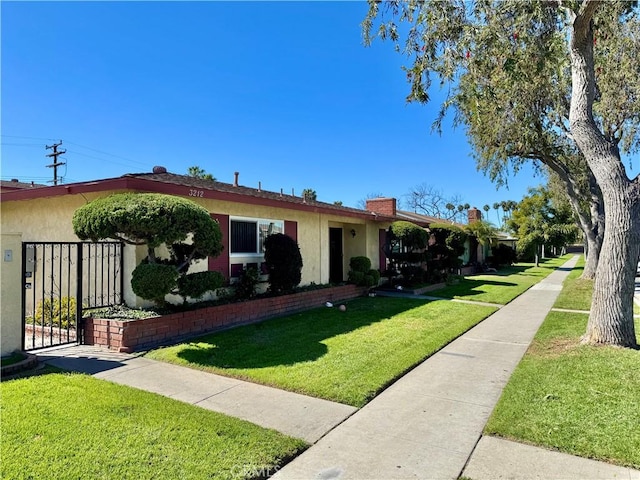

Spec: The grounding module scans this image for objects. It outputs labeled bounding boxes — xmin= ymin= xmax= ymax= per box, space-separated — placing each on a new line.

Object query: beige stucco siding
xmin=1 ymin=233 xmax=23 ymax=355
xmin=1 ymin=191 xmax=388 ymax=310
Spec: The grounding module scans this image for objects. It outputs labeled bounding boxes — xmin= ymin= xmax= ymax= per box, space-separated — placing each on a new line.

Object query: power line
xmin=1 ymin=134 xmax=59 ymax=142
xmin=63 ymin=140 xmax=149 ymax=167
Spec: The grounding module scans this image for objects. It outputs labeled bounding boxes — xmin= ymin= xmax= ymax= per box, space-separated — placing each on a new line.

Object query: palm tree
xmin=187 ymin=166 xmax=215 ymax=181
xmin=445 ymin=203 xmax=456 ymax=221
xmin=302 ymin=188 xmax=317 ymax=201
xmin=492 ymin=202 xmax=501 ymax=228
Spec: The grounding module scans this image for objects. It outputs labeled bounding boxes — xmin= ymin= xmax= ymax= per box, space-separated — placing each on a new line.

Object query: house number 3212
xmin=188 ymin=189 xmax=204 ymax=198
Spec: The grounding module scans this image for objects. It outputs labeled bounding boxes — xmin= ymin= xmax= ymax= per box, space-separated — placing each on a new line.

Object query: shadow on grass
xmin=1 ymin=364 xmax=65 ymax=382
xmin=432 ymin=279 xmax=518 ymax=299
xmin=174 ymin=297 xmax=429 ymax=369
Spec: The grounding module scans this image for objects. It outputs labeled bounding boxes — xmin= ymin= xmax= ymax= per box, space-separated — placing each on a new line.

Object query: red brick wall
xmin=365 ymin=198 xmax=397 ymax=217
xmin=467 ymin=208 xmax=482 ymax=224
xmin=86 ymin=284 xmax=367 ymax=353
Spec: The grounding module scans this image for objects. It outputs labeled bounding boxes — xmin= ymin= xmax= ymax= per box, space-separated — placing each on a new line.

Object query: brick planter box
xmin=85 ymin=284 xmax=367 ymax=353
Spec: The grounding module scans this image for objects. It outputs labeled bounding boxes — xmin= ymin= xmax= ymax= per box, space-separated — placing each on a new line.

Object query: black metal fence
xmin=22 ymin=242 xmax=123 ymax=351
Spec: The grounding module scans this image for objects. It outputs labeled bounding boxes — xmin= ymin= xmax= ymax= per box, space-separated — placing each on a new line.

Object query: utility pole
xmin=45 ymin=141 xmax=66 ymax=185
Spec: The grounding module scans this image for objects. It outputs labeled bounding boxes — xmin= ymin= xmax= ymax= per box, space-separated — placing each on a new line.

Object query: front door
xmin=329 ymin=228 xmax=343 ymax=283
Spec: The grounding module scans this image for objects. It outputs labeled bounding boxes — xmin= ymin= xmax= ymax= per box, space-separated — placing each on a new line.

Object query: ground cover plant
xmin=1 ymin=372 xmax=306 ymax=480
xmin=485 ymin=256 xmax=640 ymax=469
xmin=431 ymin=256 xmax=570 ymax=305
xmin=146 ymin=297 xmax=497 ymax=407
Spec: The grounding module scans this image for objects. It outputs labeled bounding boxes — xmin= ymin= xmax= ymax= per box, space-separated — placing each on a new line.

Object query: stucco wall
xmin=1 ymin=233 xmax=23 ymax=355
xmin=2 ymin=190 xmax=387 ymax=308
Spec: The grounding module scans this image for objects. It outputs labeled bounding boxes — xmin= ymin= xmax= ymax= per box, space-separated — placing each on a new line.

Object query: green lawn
xmin=432 ymin=256 xmax=572 ymax=305
xmin=485 ymin=256 xmax=640 ymax=469
xmin=146 ymin=297 xmax=497 ymax=407
xmin=554 ymin=256 xmax=640 ymax=314
xmin=1 ymin=372 xmax=306 ymax=480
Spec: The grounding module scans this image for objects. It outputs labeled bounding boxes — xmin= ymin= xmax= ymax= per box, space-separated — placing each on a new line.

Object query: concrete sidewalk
xmin=36 ymin=346 xmax=355 ymax=444
xmin=273 ymin=255 xmax=638 ymax=480
xmin=34 ymin=255 xmax=640 ymax=479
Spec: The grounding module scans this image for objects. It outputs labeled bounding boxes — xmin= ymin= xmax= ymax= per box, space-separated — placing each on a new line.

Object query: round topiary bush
xmin=177 ymin=271 xmax=224 ymax=300
xmin=349 ymin=256 xmax=372 ymax=273
xmin=131 ymin=263 xmax=179 ymax=305
xmin=73 ymin=192 xmax=225 ymax=306
xmin=264 ymin=233 xmax=303 ymax=294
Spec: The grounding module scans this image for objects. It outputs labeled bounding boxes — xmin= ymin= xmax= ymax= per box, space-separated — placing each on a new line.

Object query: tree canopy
xmin=73 ymin=193 xmax=224 ymax=305
xmin=364 ymin=0 xmax=640 ymax=347
xmin=507 ymin=187 xmax=579 ymax=263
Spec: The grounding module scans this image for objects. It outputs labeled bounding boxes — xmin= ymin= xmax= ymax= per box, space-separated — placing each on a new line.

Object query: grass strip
xmin=485 ymin=255 xmax=640 ymax=469
xmin=146 ymin=297 xmax=497 ymax=407
xmin=432 ymin=256 xmax=572 ymax=305
xmin=1 ymin=373 xmax=306 ymax=480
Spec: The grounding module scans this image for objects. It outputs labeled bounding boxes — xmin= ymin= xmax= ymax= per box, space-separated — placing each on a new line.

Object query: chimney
xmin=365 ymin=198 xmax=397 ymax=217
xmin=233 ymin=171 xmax=239 ymax=187
xmin=468 ymin=207 xmax=482 ymax=224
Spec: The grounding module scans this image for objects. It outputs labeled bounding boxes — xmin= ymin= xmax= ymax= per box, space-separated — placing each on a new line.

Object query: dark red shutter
xmin=379 ymin=229 xmax=388 ymax=272
xmin=285 ymin=220 xmax=298 ymax=242
xmin=209 ymin=213 xmax=230 ymax=279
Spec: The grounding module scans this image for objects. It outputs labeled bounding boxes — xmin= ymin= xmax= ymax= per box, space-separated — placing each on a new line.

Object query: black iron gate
xmin=22 ymin=242 xmax=123 ymax=351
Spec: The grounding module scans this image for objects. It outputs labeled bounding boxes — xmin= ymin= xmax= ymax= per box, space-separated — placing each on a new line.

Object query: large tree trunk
xmin=545 ymin=156 xmax=603 ymax=279
xmin=584 ymin=173 xmax=605 ymax=279
xmin=569 ymin=3 xmax=640 ymax=348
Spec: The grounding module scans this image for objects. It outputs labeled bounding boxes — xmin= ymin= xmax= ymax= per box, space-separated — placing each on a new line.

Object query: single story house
xmin=1 ymin=169 xmax=499 ymax=355
xmin=1 ymin=168 xmax=401 ymax=355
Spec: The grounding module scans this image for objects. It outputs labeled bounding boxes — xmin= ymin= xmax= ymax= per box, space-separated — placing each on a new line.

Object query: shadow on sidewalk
xmin=38 ymin=355 xmax=127 ymax=375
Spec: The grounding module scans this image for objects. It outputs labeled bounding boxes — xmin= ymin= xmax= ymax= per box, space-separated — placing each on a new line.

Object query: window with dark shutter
xmin=231 ymin=220 xmax=258 ymax=253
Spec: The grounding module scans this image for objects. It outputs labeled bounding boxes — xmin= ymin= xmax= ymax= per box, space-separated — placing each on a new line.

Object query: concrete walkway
xmin=34 ymin=255 xmax=640 ymax=479
xmin=36 ymin=346 xmax=356 ymax=444
xmin=273 ymin=255 xmax=637 ymax=480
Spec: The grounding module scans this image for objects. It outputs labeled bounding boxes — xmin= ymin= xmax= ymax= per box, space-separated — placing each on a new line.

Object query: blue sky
xmin=1 ymin=1 xmax=577 ymax=214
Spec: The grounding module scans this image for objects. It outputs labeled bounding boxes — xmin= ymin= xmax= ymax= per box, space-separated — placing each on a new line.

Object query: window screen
xmin=231 ymin=220 xmax=257 ymax=253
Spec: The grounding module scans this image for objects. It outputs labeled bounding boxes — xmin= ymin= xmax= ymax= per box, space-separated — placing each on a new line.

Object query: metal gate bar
xmin=21 ymin=241 xmax=123 ymax=351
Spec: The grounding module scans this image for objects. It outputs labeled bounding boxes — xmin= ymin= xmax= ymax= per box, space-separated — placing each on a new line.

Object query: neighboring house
xmin=369 ymin=198 xmax=482 ymax=266
xmin=0 ymin=179 xmax=46 ymax=192
xmin=1 ymin=167 xmax=401 ymax=354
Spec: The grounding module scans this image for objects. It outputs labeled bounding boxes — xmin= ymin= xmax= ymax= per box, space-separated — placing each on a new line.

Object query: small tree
xmin=384 ymin=221 xmax=429 ymax=284
xmin=428 ymin=223 xmax=468 ymax=274
xmin=73 ymin=193 xmax=224 ymax=306
xmin=263 ymin=233 xmax=303 ymax=294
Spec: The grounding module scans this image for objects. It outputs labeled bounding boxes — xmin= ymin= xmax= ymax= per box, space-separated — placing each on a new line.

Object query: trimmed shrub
xmin=264 ymin=233 xmax=303 ymax=294
xmin=32 ymin=297 xmax=77 ymax=328
xmin=131 ymin=263 xmax=179 ymax=305
xmin=428 ymin=223 xmax=468 ymax=272
xmin=73 ymin=193 xmax=224 ymax=306
xmin=234 ymin=267 xmax=260 ymax=300
xmin=349 ymin=256 xmax=371 ymax=273
xmin=490 ymin=244 xmax=518 ymax=267
xmin=348 ymin=256 xmax=379 ymax=287
xmin=177 ymin=271 xmax=224 ymax=300
xmin=362 ymin=269 xmax=380 ymax=287
xmin=388 ymin=221 xmax=429 ymax=251
xmin=348 ymin=270 xmax=365 ymax=285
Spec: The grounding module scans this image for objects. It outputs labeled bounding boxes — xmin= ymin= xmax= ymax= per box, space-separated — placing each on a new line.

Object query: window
xmin=230 ymin=217 xmax=284 ymax=255
xmin=231 ymin=221 xmax=257 ymax=253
